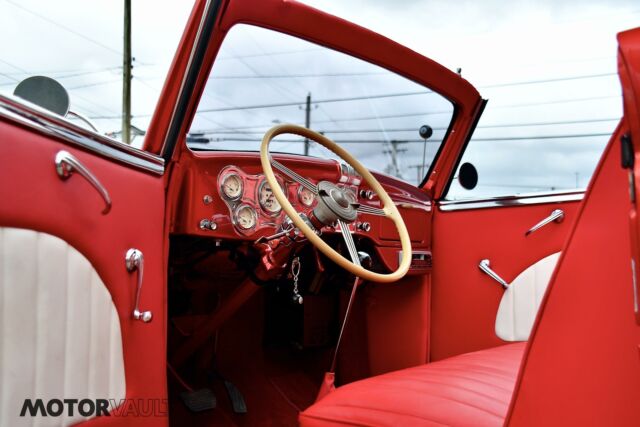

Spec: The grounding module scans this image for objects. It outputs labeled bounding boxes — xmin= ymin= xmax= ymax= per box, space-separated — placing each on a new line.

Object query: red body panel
xmin=506 ymin=122 xmax=640 ymax=426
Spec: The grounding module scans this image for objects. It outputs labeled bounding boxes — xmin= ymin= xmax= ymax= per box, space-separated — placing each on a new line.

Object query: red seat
xmin=300 ymin=342 xmax=525 ymax=427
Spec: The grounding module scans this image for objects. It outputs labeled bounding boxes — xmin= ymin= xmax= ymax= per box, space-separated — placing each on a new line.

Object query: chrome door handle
xmin=55 ymin=150 xmax=112 ymax=214
xmin=525 ymin=209 xmax=564 ymax=236
xmin=125 ymin=248 xmax=152 ymax=323
xmin=479 ymin=259 xmax=509 ymax=289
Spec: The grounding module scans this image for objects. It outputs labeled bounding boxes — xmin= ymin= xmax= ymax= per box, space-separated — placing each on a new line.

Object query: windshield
xmin=187 ymin=24 xmax=455 ymax=186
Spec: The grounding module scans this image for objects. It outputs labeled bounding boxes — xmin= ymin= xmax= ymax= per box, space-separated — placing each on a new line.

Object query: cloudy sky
xmin=1 ymin=0 xmax=638 ymax=198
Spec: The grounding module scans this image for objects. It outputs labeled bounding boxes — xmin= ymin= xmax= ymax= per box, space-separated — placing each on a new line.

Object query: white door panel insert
xmin=495 ymin=252 xmax=561 ymax=342
xmin=0 ymin=227 xmax=125 ymax=426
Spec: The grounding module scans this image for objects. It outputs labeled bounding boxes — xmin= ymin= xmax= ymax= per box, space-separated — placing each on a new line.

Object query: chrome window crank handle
xmin=126 ymin=248 xmax=152 ymax=323
xmin=525 ymin=209 xmax=564 ymax=236
xmin=479 ymin=259 xmax=509 ymax=289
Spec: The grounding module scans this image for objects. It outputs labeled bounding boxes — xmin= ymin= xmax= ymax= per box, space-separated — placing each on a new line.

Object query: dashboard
xmin=215 ymin=164 xmax=360 ymax=236
xmin=172 ymin=150 xmax=434 ymax=273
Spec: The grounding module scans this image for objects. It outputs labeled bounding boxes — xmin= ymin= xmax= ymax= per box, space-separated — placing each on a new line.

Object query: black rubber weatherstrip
xmin=438 ymin=98 xmax=488 ymax=199
xmin=162 ymin=0 xmax=223 ymax=163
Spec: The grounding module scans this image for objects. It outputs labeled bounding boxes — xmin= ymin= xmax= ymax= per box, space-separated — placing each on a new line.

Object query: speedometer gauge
xmin=220 ymin=173 xmax=243 ymax=200
xmin=235 ymin=205 xmax=256 ymax=230
xmin=298 ymin=186 xmax=316 ymax=207
xmin=258 ymin=181 xmax=281 ymax=214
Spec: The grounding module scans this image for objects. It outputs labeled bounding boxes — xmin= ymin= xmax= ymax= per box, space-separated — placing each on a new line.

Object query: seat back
xmin=505 ymin=120 xmax=640 ymax=425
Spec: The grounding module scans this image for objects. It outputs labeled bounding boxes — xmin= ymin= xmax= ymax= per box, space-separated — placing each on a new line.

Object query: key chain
xmin=291 ymin=256 xmax=303 ymax=305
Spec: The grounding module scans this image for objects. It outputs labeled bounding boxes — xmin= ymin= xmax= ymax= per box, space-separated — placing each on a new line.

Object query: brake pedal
xmin=224 ymin=380 xmax=247 ymax=414
xmin=180 ymin=388 xmax=217 ymax=412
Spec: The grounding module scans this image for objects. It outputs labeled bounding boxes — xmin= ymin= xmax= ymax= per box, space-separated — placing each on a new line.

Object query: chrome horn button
xmin=314 ymin=181 xmax=358 ymax=225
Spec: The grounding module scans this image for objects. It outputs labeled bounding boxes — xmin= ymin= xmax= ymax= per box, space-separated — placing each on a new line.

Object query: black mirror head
xmin=419 ymin=125 xmax=433 ymax=139
xmin=14 ymin=76 xmax=70 ymax=116
xmin=458 ymin=162 xmax=478 ymax=190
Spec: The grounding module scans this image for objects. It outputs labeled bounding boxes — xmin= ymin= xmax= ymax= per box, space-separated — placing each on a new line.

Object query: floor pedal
xmin=224 ymin=380 xmax=247 ymax=414
xmin=180 ymin=388 xmax=217 ymax=412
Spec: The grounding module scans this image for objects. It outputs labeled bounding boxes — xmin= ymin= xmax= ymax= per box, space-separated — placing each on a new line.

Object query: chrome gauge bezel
xmin=219 ymin=172 xmax=243 ymax=201
xmin=233 ymin=204 xmax=257 ymax=230
xmin=297 ymin=185 xmax=317 ymax=207
xmin=257 ymin=177 xmax=283 ymax=216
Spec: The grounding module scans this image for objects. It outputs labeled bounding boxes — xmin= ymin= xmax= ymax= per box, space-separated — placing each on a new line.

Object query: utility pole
xmin=122 ymin=0 xmax=132 ymax=145
xmin=384 ymin=140 xmax=407 ymax=179
xmin=304 ymin=92 xmax=311 ymax=156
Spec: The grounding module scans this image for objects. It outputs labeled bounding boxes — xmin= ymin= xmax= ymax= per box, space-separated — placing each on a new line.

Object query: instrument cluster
xmin=218 ymin=165 xmax=326 ymax=234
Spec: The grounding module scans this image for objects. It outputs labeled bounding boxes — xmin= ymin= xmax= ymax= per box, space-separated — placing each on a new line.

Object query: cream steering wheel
xmin=260 ymin=124 xmax=412 ymax=283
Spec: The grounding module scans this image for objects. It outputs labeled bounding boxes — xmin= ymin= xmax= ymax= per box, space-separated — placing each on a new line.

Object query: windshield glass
xmin=187 ymin=24 xmax=455 ymax=186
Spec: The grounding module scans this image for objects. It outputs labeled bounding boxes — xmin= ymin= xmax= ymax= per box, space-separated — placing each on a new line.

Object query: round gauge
xmin=235 ymin=205 xmax=256 ymax=230
xmin=298 ymin=186 xmax=316 ymax=207
xmin=258 ymin=181 xmax=282 ymax=214
xmin=220 ymin=173 xmax=243 ymax=200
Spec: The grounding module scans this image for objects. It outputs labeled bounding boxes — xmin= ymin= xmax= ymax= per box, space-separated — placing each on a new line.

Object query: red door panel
xmin=431 ymin=199 xmax=580 ymax=361
xmin=0 ymin=107 xmax=167 ymax=425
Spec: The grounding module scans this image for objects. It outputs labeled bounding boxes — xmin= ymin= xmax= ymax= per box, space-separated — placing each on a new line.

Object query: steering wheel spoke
xmin=272 ymin=159 xmax=318 ymax=194
xmin=337 ymin=220 xmax=361 ymax=267
xmin=357 ymin=204 xmax=386 ymax=217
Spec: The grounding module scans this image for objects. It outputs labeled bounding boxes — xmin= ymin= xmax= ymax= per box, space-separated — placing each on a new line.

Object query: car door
xmin=0 ymin=96 xmax=168 ymax=426
xmin=429 ymin=105 xmax=617 ymax=360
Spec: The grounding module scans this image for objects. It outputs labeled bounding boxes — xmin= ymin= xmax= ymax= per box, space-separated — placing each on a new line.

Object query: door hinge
xmin=621 ymin=133 xmax=636 ymax=204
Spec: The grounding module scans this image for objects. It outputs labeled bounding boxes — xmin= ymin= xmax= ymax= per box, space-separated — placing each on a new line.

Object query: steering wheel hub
xmin=314 ymin=181 xmax=358 ymax=225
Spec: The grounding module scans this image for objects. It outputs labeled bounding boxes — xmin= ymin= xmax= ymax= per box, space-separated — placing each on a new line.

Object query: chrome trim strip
xmin=438 ymin=190 xmax=584 ymax=211
xmin=0 ymin=94 xmax=164 ymax=175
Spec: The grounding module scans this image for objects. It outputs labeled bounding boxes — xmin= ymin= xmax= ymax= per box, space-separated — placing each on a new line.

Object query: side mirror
xmin=458 ymin=162 xmax=478 ymax=190
xmin=14 ymin=76 xmax=70 ymax=116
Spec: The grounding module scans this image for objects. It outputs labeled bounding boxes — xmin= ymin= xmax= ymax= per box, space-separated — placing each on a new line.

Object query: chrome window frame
xmin=0 ymin=94 xmax=164 ymax=175
xmin=437 ymin=189 xmax=585 ymax=211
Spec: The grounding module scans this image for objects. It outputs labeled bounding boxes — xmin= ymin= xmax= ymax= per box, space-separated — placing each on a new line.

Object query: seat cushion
xmin=299 ymin=343 xmax=526 ymax=427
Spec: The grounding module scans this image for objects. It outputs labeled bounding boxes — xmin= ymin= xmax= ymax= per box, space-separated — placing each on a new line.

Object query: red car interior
xmin=1 ymin=0 xmax=639 ymax=426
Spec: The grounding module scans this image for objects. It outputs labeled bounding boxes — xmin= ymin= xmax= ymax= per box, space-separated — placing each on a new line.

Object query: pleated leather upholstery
xmin=0 ymin=227 xmax=126 ymax=426
xmin=300 ymin=342 xmax=526 ymax=427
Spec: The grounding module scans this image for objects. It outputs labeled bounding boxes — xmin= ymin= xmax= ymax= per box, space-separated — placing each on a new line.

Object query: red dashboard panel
xmin=169 ymin=149 xmax=432 ymax=273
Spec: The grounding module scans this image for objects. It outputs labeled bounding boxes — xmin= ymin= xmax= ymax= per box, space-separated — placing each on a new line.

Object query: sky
xmin=0 ymin=0 xmax=638 ymax=198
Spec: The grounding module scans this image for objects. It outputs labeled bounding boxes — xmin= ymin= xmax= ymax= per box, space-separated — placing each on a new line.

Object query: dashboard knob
xmin=199 ymin=218 xmax=217 ymax=231
xmin=360 ymin=189 xmax=374 ymax=200
xmin=357 ymin=222 xmax=371 ymax=232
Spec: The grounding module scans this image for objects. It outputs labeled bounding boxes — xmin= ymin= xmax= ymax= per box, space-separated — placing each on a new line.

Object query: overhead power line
xmin=84 ymin=70 xmax=620 ymax=120
xmin=195 ymin=132 xmax=611 ymax=145
xmin=4 ymin=0 xmax=121 ymax=57
xmin=196 ymin=117 xmax=620 ymax=135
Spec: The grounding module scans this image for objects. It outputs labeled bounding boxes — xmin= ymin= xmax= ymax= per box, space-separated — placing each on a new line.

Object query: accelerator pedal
xmin=180 ymin=388 xmax=217 ymax=412
xmin=224 ymin=380 xmax=247 ymax=414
